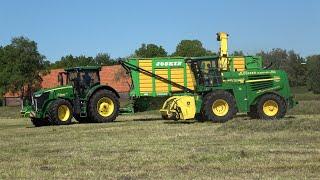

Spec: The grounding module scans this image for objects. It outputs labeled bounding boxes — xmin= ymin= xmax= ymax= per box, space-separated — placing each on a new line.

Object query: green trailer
xmin=120 ymin=32 xmax=297 ymax=122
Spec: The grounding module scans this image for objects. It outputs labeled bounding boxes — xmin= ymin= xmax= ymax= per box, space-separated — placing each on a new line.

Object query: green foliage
xmin=172 ymin=40 xmax=215 ymax=57
xmin=306 ymin=55 xmax=320 ymax=94
xmin=0 ymin=37 xmax=48 ymax=98
xmin=95 ymin=53 xmax=115 ymax=66
xmin=135 ymin=44 xmax=167 ymax=58
xmin=231 ymin=50 xmax=244 ymax=56
xmin=51 ymin=53 xmax=116 ymax=69
xmin=257 ymin=49 xmax=307 ymax=86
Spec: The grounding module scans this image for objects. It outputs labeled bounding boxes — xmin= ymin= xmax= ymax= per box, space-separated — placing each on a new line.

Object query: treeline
xmin=0 ymin=36 xmax=320 ymax=99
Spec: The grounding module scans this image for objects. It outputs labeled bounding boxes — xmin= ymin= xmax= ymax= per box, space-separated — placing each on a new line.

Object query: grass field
xmin=0 ymin=88 xmax=320 ymax=179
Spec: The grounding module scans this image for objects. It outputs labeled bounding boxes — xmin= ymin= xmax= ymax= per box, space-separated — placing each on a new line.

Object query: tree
xmin=256 ymin=49 xmax=306 ymax=87
xmin=135 ymin=44 xmax=167 ymax=58
xmin=257 ymin=48 xmax=288 ymax=69
xmin=306 ymin=55 xmax=320 ymax=94
xmin=95 ymin=53 xmax=115 ymax=65
xmin=51 ymin=55 xmax=94 ymax=69
xmin=285 ymin=51 xmax=306 ymax=87
xmin=172 ymin=40 xmax=214 ymax=57
xmin=51 ymin=53 xmax=116 ymax=69
xmin=231 ymin=50 xmax=244 ymax=56
xmin=0 ymin=37 xmax=48 ymax=100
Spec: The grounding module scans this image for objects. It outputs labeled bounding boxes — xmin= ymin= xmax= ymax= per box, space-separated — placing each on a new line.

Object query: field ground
xmin=0 ymin=88 xmax=320 ymax=179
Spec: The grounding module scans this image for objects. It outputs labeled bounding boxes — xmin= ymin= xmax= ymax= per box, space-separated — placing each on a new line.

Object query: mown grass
xmin=0 ymin=87 xmax=319 ymax=179
xmin=0 ymin=114 xmax=319 ymax=179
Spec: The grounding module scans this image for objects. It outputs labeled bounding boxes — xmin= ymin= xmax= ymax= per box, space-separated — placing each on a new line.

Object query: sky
xmin=0 ymin=0 xmax=319 ymax=62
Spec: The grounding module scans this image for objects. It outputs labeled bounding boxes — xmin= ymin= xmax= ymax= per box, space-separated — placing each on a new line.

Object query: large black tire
xmin=48 ymin=99 xmax=73 ymax=125
xmin=73 ymin=115 xmax=88 ymax=124
xmin=31 ymin=118 xmax=50 ymax=127
xmin=88 ymin=90 xmax=119 ymax=123
xmin=201 ymin=90 xmax=237 ymax=123
xmin=256 ymin=94 xmax=286 ymax=120
xmin=247 ymin=105 xmax=259 ymax=119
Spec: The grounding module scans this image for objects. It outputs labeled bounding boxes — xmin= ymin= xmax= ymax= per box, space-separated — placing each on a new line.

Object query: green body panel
xmin=31 ymin=86 xmax=75 ymax=118
xmin=125 ymin=56 xmax=297 ymax=114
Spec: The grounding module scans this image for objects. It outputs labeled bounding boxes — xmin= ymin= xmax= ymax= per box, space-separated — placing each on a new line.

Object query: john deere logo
xmin=155 ymin=61 xmax=183 ymax=68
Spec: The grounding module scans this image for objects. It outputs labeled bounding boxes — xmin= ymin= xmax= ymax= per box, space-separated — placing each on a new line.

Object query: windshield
xmin=66 ymin=70 xmax=100 ymax=86
xmin=189 ymin=59 xmax=222 ymax=87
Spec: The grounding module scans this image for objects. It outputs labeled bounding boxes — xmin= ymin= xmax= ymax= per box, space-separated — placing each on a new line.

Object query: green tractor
xmin=21 ymin=66 xmax=120 ymax=126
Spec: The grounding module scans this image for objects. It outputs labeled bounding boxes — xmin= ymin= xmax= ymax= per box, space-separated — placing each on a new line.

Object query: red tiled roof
xmin=41 ymin=69 xmax=64 ymax=88
xmin=4 ymin=65 xmax=131 ymax=97
xmin=99 ymin=65 xmax=131 ymax=93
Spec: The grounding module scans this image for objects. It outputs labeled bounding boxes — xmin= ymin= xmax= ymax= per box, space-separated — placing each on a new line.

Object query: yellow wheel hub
xmin=58 ymin=105 xmax=71 ymax=121
xmin=263 ymin=100 xmax=279 ymax=117
xmin=212 ymin=99 xmax=229 ymax=117
xmin=97 ymin=97 xmax=115 ymax=117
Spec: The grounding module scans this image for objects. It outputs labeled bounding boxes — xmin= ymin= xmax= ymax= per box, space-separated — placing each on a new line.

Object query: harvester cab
xmin=22 ymin=66 xmax=120 ymax=127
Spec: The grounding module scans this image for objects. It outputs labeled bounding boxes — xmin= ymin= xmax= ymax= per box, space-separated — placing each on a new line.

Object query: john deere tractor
xmin=21 ymin=66 xmax=120 ymax=126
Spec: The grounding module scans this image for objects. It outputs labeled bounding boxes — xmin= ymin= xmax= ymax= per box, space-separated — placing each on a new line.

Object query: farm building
xmin=3 ymin=65 xmax=131 ymax=106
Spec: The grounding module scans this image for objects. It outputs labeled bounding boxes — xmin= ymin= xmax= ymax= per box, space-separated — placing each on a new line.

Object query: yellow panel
xmin=140 ymin=83 xmax=153 ymax=88
xmin=139 ymin=60 xmax=152 ymax=93
xmin=139 ymin=60 xmax=152 ymax=63
xmin=234 ymin=61 xmax=245 ymax=65
xmin=140 ymin=88 xmax=152 ymax=92
xmin=233 ymin=57 xmax=245 ymax=72
xmin=171 ymin=74 xmax=184 ymax=79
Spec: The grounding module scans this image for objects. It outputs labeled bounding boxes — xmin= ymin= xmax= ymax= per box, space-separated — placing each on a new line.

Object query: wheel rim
xmin=263 ymin=100 xmax=279 ymax=117
xmin=58 ymin=105 xmax=71 ymax=121
xmin=212 ymin=99 xmax=229 ymax=117
xmin=97 ymin=97 xmax=115 ymax=117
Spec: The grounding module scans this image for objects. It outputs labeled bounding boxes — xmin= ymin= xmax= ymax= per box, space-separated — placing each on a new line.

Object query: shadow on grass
xmin=164 ymin=121 xmax=197 ymax=125
xmin=132 ymin=118 xmax=163 ymax=122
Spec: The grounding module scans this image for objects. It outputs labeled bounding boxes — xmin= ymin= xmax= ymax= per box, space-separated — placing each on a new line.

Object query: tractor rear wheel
xmin=88 ymin=90 xmax=119 ymax=123
xmin=48 ymin=99 xmax=73 ymax=125
xmin=201 ymin=91 xmax=237 ymax=123
xmin=31 ymin=118 xmax=50 ymax=127
xmin=256 ymin=94 xmax=286 ymax=120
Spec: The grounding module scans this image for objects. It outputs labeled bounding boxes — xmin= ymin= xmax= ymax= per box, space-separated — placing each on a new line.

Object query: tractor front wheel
xmin=201 ymin=91 xmax=237 ymax=123
xmin=88 ymin=90 xmax=119 ymax=123
xmin=48 ymin=99 xmax=73 ymax=125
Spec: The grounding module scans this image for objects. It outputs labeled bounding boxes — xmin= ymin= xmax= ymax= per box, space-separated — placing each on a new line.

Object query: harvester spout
xmin=217 ymin=32 xmax=229 ymax=71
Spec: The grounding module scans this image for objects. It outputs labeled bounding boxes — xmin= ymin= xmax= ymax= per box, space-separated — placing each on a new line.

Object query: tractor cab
xmin=58 ymin=66 xmax=101 ymax=97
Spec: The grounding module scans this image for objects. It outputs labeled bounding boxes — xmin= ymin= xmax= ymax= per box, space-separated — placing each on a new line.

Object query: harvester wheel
xmin=48 ymin=99 xmax=73 ymax=125
xmin=256 ymin=94 xmax=286 ymax=120
xmin=247 ymin=105 xmax=259 ymax=119
xmin=201 ymin=91 xmax=237 ymax=123
xmin=31 ymin=118 xmax=50 ymax=127
xmin=88 ymin=90 xmax=119 ymax=123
